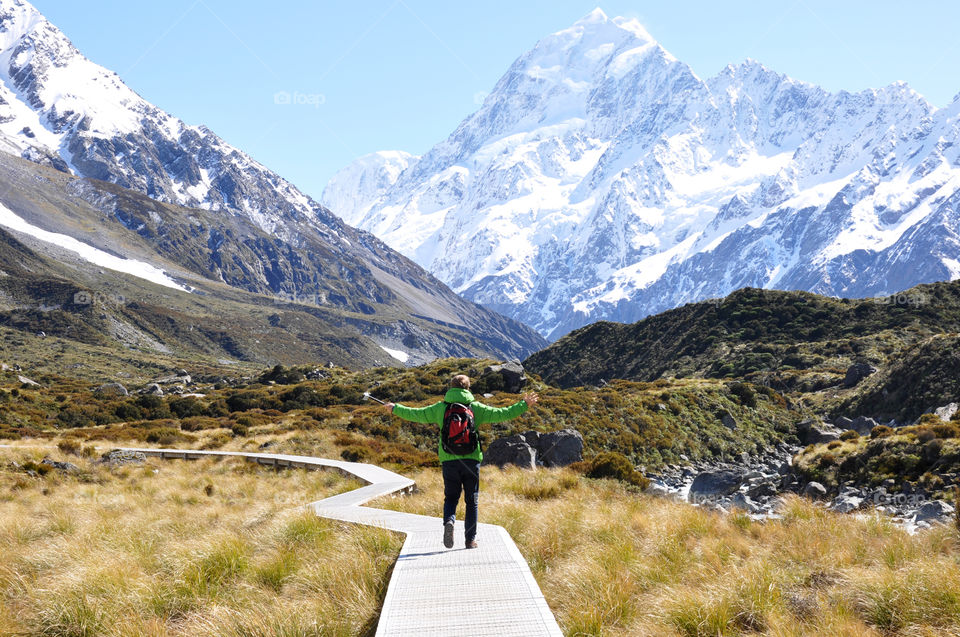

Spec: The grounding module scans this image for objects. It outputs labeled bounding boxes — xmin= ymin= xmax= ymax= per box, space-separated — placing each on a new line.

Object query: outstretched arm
xmin=384 ymin=401 xmax=443 ymax=424
xmin=473 ymin=393 xmax=538 ymax=425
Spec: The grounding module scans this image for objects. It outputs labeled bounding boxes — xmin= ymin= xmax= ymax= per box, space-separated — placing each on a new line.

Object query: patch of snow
xmin=379 ymin=345 xmax=409 ymax=363
xmin=0 ymin=201 xmax=188 ymax=291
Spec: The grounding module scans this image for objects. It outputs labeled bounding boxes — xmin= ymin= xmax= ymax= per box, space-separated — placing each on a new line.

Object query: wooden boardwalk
xmin=120 ymin=447 xmax=564 ymax=637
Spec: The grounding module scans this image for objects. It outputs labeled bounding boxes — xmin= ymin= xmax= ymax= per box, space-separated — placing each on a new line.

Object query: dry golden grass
xmin=377 ymin=467 xmax=960 ymax=637
xmin=0 ymin=448 xmax=401 ymax=636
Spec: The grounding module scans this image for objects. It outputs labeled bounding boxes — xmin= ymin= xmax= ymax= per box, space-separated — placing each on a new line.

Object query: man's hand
xmin=384 ymin=402 xmax=395 ymax=412
xmin=522 ymin=392 xmax=539 ymax=407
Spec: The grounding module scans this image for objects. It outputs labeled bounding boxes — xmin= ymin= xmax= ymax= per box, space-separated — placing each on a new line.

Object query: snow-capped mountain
xmin=326 ymin=8 xmax=960 ymax=340
xmin=0 ymin=0 xmax=547 ymax=361
xmin=0 ymin=0 xmax=326 ymax=239
xmin=321 ymin=150 xmax=419 ymax=226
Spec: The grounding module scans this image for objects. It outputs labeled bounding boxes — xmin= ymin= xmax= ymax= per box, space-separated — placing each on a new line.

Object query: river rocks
xmin=689 ymin=470 xmax=744 ymax=499
xmin=94 ymin=382 xmax=128 ymax=397
xmin=731 ymin=492 xmax=759 ymax=513
xmin=481 ymin=436 xmax=536 ymax=469
xmin=481 ymin=361 xmax=526 ymax=394
xmin=829 ymin=493 xmax=864 ymax=513
xmin=844 ymin=362 xmax=877 ymax=388
xmin=914 ymin=500 xmax=956 ymax=524
xmin=803 ymin=481 xmax=828 ymax=499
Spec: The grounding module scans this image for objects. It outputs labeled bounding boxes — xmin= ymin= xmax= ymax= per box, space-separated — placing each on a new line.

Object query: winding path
xmin=120 ymin=447 xmax=564 ymax=637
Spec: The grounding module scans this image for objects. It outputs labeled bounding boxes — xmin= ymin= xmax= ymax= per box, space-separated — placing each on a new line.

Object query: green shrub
xmin=839 ymin=430 xmax=859 ymax=441
xmin=583 ymin=452 xmax=650 ymax=488
xmin=145 ymin=427 xmax=182 ymax=444
xmin=871 ymin=425 xmax=894 ymax=439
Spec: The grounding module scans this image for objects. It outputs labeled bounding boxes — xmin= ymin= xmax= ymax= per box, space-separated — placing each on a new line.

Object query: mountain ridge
xmin=0 ymin=0 xmax=547 ymax=363
xmin=326 ymin=9 xmax=960 ymax=340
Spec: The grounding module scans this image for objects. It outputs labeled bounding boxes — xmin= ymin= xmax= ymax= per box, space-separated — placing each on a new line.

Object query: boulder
xmin=834 ymin=416 xmax=854 ymax=429
xmin=141 ymin=383 xmax=164 ymax=396
xmin=731 ymin=492 xmax=759 ymax=513
xmin=156 ymin=374 xmax=191 ymax=385
xmin=844 ymin=362 xmax=878 ymax=388
xmin=802 ymin=481 xmax=828 ymax=499
xmin=689 ymin=470 xmax=744 ymax=500
xmin=829 ymin=494 xmax=863 ymax=513
xmin=797 ymin=419 xmax=840 ymax=444
xmin=17 ymin=375 xmax=40 ymax=387
xmin=931 ymin=403 xmax=960 ymax=422
xmin=536 ymin=429 xmax=584 ymax=467
xmin=94 ymin=382 xmax=129 ymax=397
xmin=481 ymin=436 xmax=536 ymax=469
xmin=849 ymin=416 xmax=879 ymax=435
xmin=721 ymin=413 xmax=738 ymax=430
xmin=914 ymin=500 xmax=956 ymax=524
xmin=482 ymin=361 xmax=527 ymax=394
xmin=41 ymin=457 xmax=79 ymax=473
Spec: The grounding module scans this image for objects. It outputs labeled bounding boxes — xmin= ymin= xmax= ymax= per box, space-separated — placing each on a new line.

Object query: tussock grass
xmin=380 ymin=466 xmax=960 ymax=636
xmin=0 ymin=450 xmax=401 ymax=636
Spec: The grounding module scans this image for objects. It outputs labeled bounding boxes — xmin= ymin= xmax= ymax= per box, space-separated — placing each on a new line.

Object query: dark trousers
xmin=442 ymin=459 xmax=479 ymax=541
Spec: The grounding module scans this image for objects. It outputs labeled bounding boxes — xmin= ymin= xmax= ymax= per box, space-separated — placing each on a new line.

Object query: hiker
xmin=384 ymin=374 xmax=538 ymax=549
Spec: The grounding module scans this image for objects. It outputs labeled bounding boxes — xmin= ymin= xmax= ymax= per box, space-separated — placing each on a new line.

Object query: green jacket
xmin=391 ymin=388 xmax=529 ymax=463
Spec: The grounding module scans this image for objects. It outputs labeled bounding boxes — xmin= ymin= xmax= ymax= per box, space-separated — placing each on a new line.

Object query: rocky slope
xmin=328 ymin=8 xmax=960 ymax=340
xmin=0 ymin=0 xmax=546 ymax=363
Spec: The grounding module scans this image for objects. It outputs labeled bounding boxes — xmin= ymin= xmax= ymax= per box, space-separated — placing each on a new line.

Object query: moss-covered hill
xmin=526 ymin=282 xmax=960 ymax=422
xmin=0 ymin=358 xmax=801 ymax=471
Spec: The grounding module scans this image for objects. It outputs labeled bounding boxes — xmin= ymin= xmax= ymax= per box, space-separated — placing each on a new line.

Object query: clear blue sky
xmin=32 ymin=0 xmax=960 ymax=203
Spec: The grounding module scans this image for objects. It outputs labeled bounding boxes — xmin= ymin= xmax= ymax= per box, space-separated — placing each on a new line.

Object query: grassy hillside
xmin=0 ymin=357 xmax=800 ymax=471
xmin=526 ymin=282 xmax=960 ymax=422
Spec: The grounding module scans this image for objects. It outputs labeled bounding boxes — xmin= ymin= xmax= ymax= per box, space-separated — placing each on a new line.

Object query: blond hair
xmin=450 ymin=374 xmax=471 ymax=389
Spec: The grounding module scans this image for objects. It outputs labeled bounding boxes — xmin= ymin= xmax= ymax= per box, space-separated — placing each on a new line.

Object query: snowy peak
xmin=330 ymin=10 xmax=960 ymax=341
xmin=321 ymin=150 xmax=419 ymax=225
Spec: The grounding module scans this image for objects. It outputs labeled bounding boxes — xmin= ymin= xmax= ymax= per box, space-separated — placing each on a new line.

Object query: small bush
xmin=871 ymin=425 xmax=894 ymax=439
xmin=839 ymin=430 xmax=859 ymax=441
xmin=584 ymin=452 xmax=650 ymax=488
xmin=827 ymin=441 xmax=843 ymax=450
xmin=341 ymin=445 xmax=373 ymax=463
xmin=57 ymin=438 xmax=82 ymax=455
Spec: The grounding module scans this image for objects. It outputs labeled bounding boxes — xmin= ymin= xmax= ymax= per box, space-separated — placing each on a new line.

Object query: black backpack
xmin=441 ymin=402 xmax=479 ymax=455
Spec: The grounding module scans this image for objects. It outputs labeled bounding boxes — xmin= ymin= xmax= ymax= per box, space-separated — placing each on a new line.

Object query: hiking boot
xmin=465 ymin=539 xmax=478 ymax=549
xmin=443 ymin=521 xmax=454 ymax=549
